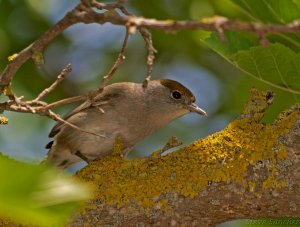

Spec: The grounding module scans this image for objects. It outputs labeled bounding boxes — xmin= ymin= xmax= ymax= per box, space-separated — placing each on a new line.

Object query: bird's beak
xmin=188 ymin=103 xmax=207 ymax=116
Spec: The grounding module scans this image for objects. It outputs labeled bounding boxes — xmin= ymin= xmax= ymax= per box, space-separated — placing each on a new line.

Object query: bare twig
xmin=140 ymin=28 xmax=157 ymax=88
xmin=47 ymin=110 xmax=106 ymax=138
xmin=210 ymin=16 xmax=228 ymax=42
xmin=90 ymin=0 xmax=122 ymax=11
xmin=40 ymin=95 xmax=86 ymax=110
xmin=117 ymin=6 xmax=157 ymax=87
xmin=257 ymin=29 xmax=269 ymax=47
xmin=2 ymin=100 xmax=105 ymax=137
xmin=34 ymin=64 xmax=72 ymax=102
xmin=97 ymin=26 xmax=130 ymax=91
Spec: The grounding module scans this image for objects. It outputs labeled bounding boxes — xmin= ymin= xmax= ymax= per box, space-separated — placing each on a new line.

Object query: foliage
xmin=0 ymin=154 xmax=91 ymax=226
xmin=200 ymin=0 xmax=300 ymax=95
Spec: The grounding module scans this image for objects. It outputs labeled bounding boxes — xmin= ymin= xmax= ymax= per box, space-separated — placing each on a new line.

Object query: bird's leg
xmin=75 ymin=150 xmax=90 ymax=164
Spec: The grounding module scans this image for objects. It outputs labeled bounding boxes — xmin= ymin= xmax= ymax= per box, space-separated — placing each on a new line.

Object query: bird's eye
xmin=171 ymin=90 xmax=182 ymax=100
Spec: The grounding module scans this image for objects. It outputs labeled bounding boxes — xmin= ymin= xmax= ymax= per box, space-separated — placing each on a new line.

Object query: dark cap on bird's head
xmin=159 ymin=79 xmax=207 ymax=116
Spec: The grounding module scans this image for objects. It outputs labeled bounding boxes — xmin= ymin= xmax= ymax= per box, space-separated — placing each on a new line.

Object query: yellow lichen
xmin=7 ymin=53 xmax=18 ymax=61
xmin=76 ymin=90 xmax=299 ymax=209
xmin=3 ymin=86 xmax=14 ymax=96
xmin=31 ymin=51 xmax=44 ymax=65
xmin=112 ymin=136 xmax=125 ymax=156
xmin=263 ymin=176 xmax=286 ymax=190
xmin=0 ymin=116 xmax=8 ymax=125
xmin=277 ymin=147 xmax=288 ymax=160
xmin=248 ymin=181 xmax=256 ymax=192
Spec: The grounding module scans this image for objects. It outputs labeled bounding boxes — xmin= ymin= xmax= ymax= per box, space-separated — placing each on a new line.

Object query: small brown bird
xmin=44 ymin=79 xmax=207 ymax=168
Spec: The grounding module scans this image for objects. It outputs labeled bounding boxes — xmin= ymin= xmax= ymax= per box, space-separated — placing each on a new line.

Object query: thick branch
xmin=71 ymin=89 xmax=300 ymax=226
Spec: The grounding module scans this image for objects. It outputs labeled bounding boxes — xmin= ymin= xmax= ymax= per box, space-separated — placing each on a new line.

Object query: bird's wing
xmin=48 ymin=99 xmax=92 ymax=137
xmin=48 ymin=90 xmax=122 ymax=138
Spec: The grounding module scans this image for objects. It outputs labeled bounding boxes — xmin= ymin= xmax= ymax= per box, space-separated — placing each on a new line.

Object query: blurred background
xmin=0 ymin=0 xmax=298 ymax=164
xmin=1 ymin=1 xmax=299 ymax=226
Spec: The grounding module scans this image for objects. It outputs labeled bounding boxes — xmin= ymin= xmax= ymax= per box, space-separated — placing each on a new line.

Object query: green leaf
xmin=293 ymin=0 xmax=300 ymax=11
xmin=200 ymin=31 xmax=300 ymax=94
xmin=0 ymin=154 xmax=91 ymax=226
xmin=233 ymin=43 xmax=300 ymax=94
xmin=231 ymin=0 xmax=300 ymax=23
xmin=231 ymin=0 xmax=300 ymax=48
xmin=201 ymin=30 xmax=258 ymax=57
xmin=200 ymin=1 xmax=300 ymax=94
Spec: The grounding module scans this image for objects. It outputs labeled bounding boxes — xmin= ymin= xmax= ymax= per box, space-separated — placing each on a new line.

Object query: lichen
xmin=0 ymin=116 xmax=8 ymax=125
xmin=7 ymin=53 xmax=18 ymax=61
xmin=76 ymin=89 xmax=299 ymax=209
xmin=263 ymin=176 xmax=286 ymax=190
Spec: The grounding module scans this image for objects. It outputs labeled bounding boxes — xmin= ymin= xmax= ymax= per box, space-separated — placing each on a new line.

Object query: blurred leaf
xmin=0 ymin=154 xmax=91 ymax=226
xmin=293 ymin=0 xmax=300 ymax=10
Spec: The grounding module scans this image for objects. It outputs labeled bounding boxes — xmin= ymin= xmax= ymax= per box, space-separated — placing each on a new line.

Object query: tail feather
xmin=42 ymin=141 xmax=81 ymax=169
xmin=45 ymin=141 xmax=54 ymax=149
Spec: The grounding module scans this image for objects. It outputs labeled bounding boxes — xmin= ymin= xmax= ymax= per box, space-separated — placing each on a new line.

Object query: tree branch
xmin=70 ymin=89 xmax=300 ymax=226
xmin=2 ymin=0 xmax=300 ymax=120
xmin=2 ymin=1 xmax=300 ymax=95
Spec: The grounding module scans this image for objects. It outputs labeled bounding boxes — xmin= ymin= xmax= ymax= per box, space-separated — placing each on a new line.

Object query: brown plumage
xmin=44 ymin=79 xmax=206 ymax=169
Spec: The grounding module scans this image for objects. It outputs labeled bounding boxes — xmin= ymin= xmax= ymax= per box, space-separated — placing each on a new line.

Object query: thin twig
xmin=117 ymin=6 xmax=157 ymax=87
xmin=47 ymin=110 xmax=106 ymax=138
xmin=90 ymin=0 xmax=122 ymax=11
xmin=140 ymin=28 xmax=157 ymax=88
xmin=34 ymin=64 xmax=72 ymax=101
xmin=97 ymin=26 xmax=130 ymax=91
xmin=39 ymin=95 xmax=86 ymax=110
xmin=3 ymin=100 xmax=106 ymax=137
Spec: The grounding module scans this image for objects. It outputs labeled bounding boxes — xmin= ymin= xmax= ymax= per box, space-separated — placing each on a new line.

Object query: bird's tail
xmin=42 ymin=140 xmax=81 ymax=169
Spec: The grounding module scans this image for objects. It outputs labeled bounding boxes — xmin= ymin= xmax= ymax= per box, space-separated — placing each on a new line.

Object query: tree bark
xmin=69 ymin=89 xmax=300 ymax=226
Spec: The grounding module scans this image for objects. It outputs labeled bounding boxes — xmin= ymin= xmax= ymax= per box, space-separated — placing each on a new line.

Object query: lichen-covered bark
xmin=1 ymin=89 xmax=298 ymax=227
xmin=68 ymin=89 xmax=300 ymax=226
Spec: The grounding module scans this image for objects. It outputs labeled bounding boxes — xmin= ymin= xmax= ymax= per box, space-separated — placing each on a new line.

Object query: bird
xmin=44 ymin=79 xmax=207 ymax=169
